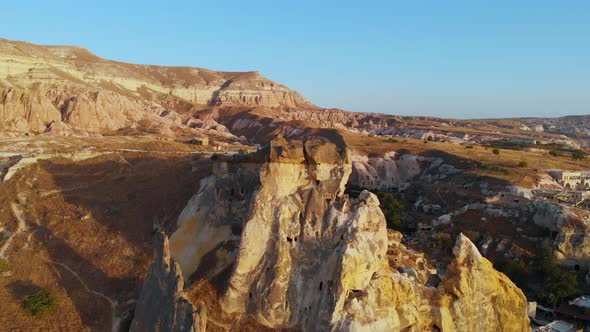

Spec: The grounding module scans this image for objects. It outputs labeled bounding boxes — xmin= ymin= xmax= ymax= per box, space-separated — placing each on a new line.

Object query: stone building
xmin=551 ymin=171 xmax=590 ymax=189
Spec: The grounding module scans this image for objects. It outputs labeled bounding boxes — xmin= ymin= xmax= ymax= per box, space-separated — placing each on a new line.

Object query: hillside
xmin=0 ymin=38 xmax=315 ymax=136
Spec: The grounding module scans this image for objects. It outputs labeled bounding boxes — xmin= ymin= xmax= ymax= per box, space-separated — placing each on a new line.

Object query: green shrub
xmin=368 ymin=134 xmax=375 ymax=138
xmin=479 ymin=163 xmax=509 ymax=174
xmin=465 ymin=145 xmax=474 ymax=149
xmin=0 ymin=259 xmax=10 ymax=272
xmin=492 ymin=148 xmax=500 ymax=155
xmin=377 ymin=192 xmax=405 ymax=230
xmin=496 ymin=259 xmax=527 ymax=285
xmin=210 ymin=153 xmax=220 ymax=161
xmin=434 ymin=232 xmax=453 ymax=255
xmin=532 ymin=246 xmax=579 ymax=306
xmin=549 ymin=150 xmax=561 ymax=157
xmin=386 ymin=138 xmax=399 ymax=143
xmin=517 ymin=161 xmax=528 ymax=167
xmin=572 ymin=150 xmax=585 ymax=160
xmin=23 ymin=290 xmax=57 ymax=318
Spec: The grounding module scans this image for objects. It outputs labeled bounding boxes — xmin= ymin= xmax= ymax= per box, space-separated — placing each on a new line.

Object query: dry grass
xmin=0 ymin=152 xmax=207 ymax=330
xmin=341 ymin=132 xmax=590 ymax=187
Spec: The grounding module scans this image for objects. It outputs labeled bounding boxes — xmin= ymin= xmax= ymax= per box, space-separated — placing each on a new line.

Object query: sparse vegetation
xmin=0 ymin=259 xmax=10 ymax=272
xmin=210 ymin=153 xmax=220 ymax=161
xmin=517 ymin=161 xmax=528 ymax=167
xmin=386 ymin=138 xmax=399 ymax=143
xmin=465 ymin=145 xmax=474 ymax=149
xmin=495 ymin=259 xmax=527 ymax=285
xmin=532 ymin=246 xmax=579 ymax=306
xmin=572 ymin=150 xmax=585 ymax=160
xmin=434 ymin=232 xmax=453 ymax=255
xmin=376 ymin=192 xmax=405 ymax=230
xmin=492 ymin=148 xmax=500 ymax=155
xmin=549 ymin=150 xmax=561 ymax=157
xmin=479 ymin=163 xmax=509 ymax=174
xmin=23 ymin=290 xmax=57 ymax=318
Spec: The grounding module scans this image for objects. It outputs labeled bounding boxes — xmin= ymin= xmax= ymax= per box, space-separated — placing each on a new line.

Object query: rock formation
xmin=0 ymin=38 xmax=315 ymax=136
xmin=129 ymin=137 xmax=530 ymax=331
xmin=130 ymin=231 xmax=206 ymax=332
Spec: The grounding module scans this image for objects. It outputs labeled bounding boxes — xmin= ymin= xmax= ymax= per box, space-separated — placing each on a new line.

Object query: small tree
xmin=377 ymin=192 xmax=405 ymax=230
xmin=533 ymin=246 xmax=579 ymax=306
xmin=572 ymin=150 xmax=585 ymax=160
xmin=492 ymin=148 xmax=500 ymax=155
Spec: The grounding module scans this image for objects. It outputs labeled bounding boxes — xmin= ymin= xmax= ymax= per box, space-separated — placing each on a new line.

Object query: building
xmin=504 ymin=137 xmax=538 ymax=145
xmin=186 ymin=137 xmax=209 ymax=146
xmin=554 ymin=296 xmax=590 ymax=329
xmin=551 ymin=171 xmax=590 ymax=189
xmin=357 ymin=175 xmax=410 ymax=192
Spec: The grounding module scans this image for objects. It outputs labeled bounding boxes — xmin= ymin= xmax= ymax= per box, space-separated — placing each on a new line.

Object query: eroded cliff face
xmin=0 ymin=38 xmax=315 ymax=135
xmin=133 ymin=137 xmax=530 ymax=331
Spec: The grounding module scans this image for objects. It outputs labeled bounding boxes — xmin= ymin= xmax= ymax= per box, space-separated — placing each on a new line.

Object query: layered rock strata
xmin=0 ymin=38 xmax=315 ymax=135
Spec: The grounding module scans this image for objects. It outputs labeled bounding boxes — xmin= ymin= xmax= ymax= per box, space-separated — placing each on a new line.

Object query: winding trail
xmin=41 ymin=256 xmax=120 ymax=332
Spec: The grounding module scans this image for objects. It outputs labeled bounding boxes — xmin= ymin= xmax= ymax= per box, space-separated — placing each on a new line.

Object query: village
xmin=533 ymin=171 xmax=590 ymax=209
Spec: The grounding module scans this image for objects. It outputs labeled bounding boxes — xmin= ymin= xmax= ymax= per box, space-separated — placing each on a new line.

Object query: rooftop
xmin=570 ymin=295 xmax=590 ymax=309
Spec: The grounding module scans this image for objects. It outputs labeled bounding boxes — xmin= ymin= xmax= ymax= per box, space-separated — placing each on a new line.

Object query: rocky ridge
xmin=0 ymin=38 xmax=314 ymax=135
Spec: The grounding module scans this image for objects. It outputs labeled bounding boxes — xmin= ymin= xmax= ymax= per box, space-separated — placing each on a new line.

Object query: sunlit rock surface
xmin=136 ymin=137 xmax=529 ymax=331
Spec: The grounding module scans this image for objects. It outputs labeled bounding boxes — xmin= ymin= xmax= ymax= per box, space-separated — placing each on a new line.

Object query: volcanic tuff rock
xmin=130 ymin=231 xmax=206 ymax=332
xmin=0 ymin=38 xmax=315 ymax=135
xmin=128 ymin=137 xmax=531 ymax=331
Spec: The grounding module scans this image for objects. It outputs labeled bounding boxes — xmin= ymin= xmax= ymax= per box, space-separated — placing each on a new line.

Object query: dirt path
xmin=41 ymin=256 xmax=120 ymax=332
xmin=0 ymin=202 xmax=28 ymax=258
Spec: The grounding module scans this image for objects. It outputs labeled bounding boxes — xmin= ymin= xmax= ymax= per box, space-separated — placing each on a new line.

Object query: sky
xmin=1 ymin=1 xmax=589 ymax=118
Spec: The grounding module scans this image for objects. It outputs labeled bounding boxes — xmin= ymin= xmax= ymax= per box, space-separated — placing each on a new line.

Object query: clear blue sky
xmin=1 ymin=1 xmax=589 ymax=118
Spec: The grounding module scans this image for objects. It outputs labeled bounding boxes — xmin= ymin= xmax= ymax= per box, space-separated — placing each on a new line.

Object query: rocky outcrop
xmin=441 ymin=234 xmax=529 ymax=332
xmin=130 ymin=231 xmax=206 ymax=332
xmin=158 ymin=137 xmax=531 ymax=331
xmin=349 ymin=151 xmax=461 ymax=190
